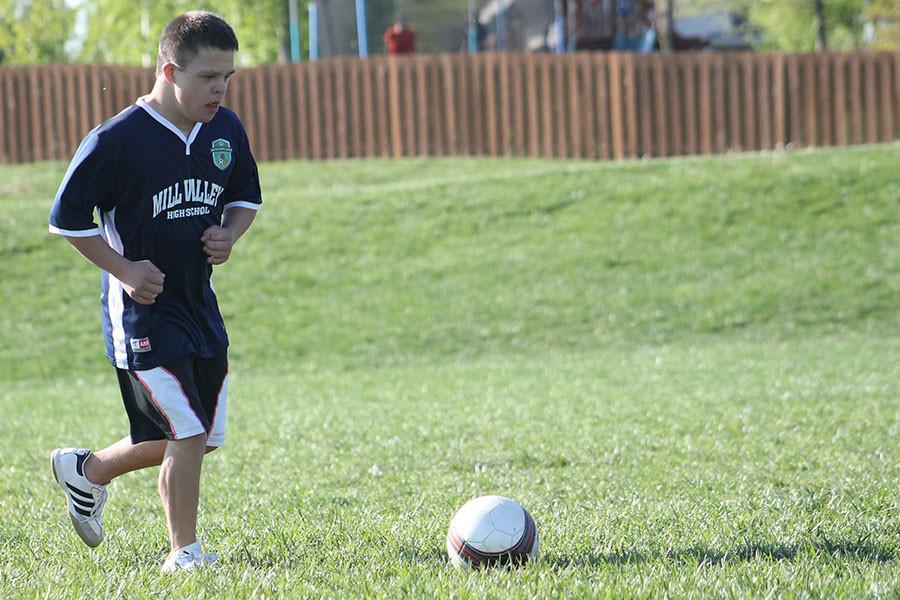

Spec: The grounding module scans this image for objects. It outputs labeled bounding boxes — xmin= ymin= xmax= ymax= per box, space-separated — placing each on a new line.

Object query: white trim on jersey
xmin=136 ymin=98 xmax=203 ymax=156
xmin=48 ymin=224 xmax=101 ymax=237
xmin=99 ymin=208 xmax=129 ymax=368
xmin=133 ymin=368 xmax=207 ymax=441
xmin=223 ymin=200 xmax=262 ymax=212
xmin=53 ymin=130 xmax=100 ymax=214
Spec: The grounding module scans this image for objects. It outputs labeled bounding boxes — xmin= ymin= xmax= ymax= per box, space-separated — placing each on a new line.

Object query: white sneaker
xmin=50 ymin=448 xmax=108 ymax=548
xmin=161 ymin=542 xmax=219 ymax=573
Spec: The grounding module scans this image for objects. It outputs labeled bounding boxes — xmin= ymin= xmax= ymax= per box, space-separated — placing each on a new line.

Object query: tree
xmin=677 ymin=0 xmax=897 ymax=51
xmin=75 ymin=0 xmax=304 ymax=66
xmin=0 ymin=0 xmax=76 ymax=65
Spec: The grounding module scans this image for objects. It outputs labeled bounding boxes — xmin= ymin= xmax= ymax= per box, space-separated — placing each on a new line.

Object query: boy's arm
xmin=65 ymin=235 xmax=165 ymax=305
xmin=200 ymin=206 xmax=257 ymax=265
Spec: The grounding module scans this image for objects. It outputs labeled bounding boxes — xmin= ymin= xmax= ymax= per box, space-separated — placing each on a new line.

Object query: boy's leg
xmin=159 ymin=433 xmax=208 ymax=550
xmin=84 ymin=436 xmax=217 ymax=485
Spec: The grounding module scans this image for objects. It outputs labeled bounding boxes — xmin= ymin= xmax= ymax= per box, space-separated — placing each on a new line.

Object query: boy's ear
xmin=162 ymin=62 xmax=178 ymax=84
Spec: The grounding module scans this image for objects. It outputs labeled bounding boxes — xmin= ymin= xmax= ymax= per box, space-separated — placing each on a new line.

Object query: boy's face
xmin=168 ymin=46 xmax=235 ymax=125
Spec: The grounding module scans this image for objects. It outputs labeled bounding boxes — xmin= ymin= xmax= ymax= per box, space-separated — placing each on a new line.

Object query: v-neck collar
xmin=137 ymin=98 xmax=203 ymax=156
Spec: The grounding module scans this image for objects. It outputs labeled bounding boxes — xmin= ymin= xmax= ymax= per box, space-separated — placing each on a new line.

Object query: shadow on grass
xmin=545 ymin=538 xmax=895 ymax=568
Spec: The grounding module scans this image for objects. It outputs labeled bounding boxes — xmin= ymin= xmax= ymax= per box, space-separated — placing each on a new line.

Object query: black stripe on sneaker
xmin=73 ymin=504 xmax=91 ymax=517
xmin=71 ymin=495 xmax=95 ymax=510
xmin=75 ymin=451 xmax=89 ymax=477
xmin=66 ymin=482 xmax=93 ymax=500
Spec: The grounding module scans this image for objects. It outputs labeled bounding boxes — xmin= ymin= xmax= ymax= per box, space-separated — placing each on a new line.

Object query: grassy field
xmin=0 ymin=145 xmax=897 ymax=598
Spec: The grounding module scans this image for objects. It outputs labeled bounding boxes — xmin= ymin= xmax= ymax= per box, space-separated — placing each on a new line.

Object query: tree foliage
xmin=677 ymin=0 xmax=898 ymax=50
xmin=76 ymin=0 xmax=300 ymax=67
xmin=0 ymin=0 xmax=76 ymax=64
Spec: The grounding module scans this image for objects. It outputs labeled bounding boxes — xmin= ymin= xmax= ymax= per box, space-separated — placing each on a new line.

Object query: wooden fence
xmin=1 ymin=51 xmax=898 ymax=164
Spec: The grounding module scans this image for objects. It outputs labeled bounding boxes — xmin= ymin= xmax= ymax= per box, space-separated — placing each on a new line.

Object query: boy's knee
xmin=204 ymin=445 xmax=219 ymax=454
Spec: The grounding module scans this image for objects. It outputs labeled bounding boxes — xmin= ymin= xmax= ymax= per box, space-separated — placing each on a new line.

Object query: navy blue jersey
xmin=49 ymin=99 xmax=261 ymax=370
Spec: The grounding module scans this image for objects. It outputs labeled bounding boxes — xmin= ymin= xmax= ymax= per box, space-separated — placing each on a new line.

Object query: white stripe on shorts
xmin=134 ymin=367 xmax=207 ymax=441
xmin=207 ymin=376 xmax=228 ymax=447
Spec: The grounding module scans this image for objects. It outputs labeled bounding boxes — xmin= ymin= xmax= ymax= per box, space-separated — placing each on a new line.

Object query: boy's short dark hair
xmin=157 ymin=11 xmax=238 ymax=75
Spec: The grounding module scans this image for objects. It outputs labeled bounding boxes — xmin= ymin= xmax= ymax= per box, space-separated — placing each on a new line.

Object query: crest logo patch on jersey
xmin=211 ymin=138 xmax=232 ymax=170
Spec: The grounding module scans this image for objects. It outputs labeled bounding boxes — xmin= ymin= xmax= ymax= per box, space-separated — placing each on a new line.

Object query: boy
xmin=48 ymin=11 xmax=261 ymax=573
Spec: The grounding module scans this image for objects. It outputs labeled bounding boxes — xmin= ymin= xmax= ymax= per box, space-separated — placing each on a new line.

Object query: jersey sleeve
xmin=49 ymin=130 xmax=118 ymax=237
xmin=221 ymin=125 xmax=262 ymax=212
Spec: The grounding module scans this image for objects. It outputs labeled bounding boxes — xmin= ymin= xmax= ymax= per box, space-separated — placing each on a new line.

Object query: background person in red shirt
xmin=384 ymin=12 xmax=415 ymax=55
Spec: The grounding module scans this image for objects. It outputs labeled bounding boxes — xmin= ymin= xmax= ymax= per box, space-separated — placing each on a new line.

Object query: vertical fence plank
xmin=622 ymin=54 xmax=638 ymax=158
xmin=832 ymin=53 xmax=847 ymax=146
xmin=372 ymin=59 xmax=386 ymax=157
xmin=499 ymin=53 xmax=512 ymax=157
xmin=802 ymin=54 xmax=817 ymax=147
xmin=324 ymin=61 xmax=338 ymax=159
xmin=309 ymin=63 xmax=323 ymax=160
xmin=334 ymin=59 xmax=348 ymax=159
xmin=0 ymin=71 xmax=8 ymax=163
xmin=565 ymin=54 xmax=581 ymax=158
xmin=456 ymin=55 xmax=471 ymax=156
xmin=27 ymin=67 xmax=43 ymax=162
xmin=864 ymin=54 xmax=878 ymax=143
xmin=269 ymin=65 xmax=286 ymax=161
xmin=485 ymin=54 xmax=498 ymax=156
xmin=440 ymin=55 xmax=457 ymax=155
xmin=667 ymin=55 xmax=683 ymax=156
xmin=772 ymin=53 xmax=786 ymax=148
xmin=698 ymin=53 xmax=712 ymax=155
xmin=786 ymin=54 xmax=801 ymax=148
xmin=429 ymin=58 xmax=442 ymax=156
xmin=388 ymin=58 xmax=402 ymax=157
xmin=740 ymin=53 xmax=756 ymax=150
xmin=683 ymin=54 xmax=698 ymax=156
xmin=16 ymin=68 xmax=32 ymax=162
xmin=281 ymin=64 xmax=297 ymax=160
xmin=636 ymin=55 xmax=653 ymax=157
xmin=578 ymin=53 xmax=596 ymax=159
xmin=473 ymin=56 xmax=488 ymax=156
xmin=879 ymin=53 xmax=894 ymax=143
xmin=894 ymin=53 xmax=900 ymax=140
xmin=554 ymin=54 xmax=568 ymax=158
xmin=510 ymin=53 xmax=525 ymax=157
xmin=539 ymin=55 xmax=554 ymax=158
xmin=63 ymin=66 xmax=79 ymax=158
xmin=402 ymin=59 xmax=416 ymax=156
xmin=295 ymin=64 xmax=311 ymax=160
xmin=757 ymin=55 xmax=772 ymax=151
xmin=41 ymin=65 xmax=56 ymax=161
xmin=415 ymin=56 xmax=430 ymax=156
xmin=608 ymin=54 xmax=624 ymax=159
xmin=650 ymin=54 xmax=667 ymax=157
xmin=360 ymin=60 xmax=376 ymax=158
xmin=525 ymin=53 xmax=539 ymax=157
xmin=818 ymin=53 xmax=833 ymax=147
xmin=712 ymin=53 xmax=727 ymax=154
xmin=725 ymin=54 xmax=741 ymax=150
xmin=848 ymin=52 xmax=863 ymax=145
xmin=347 ymin=59 xmax=360 ymax=158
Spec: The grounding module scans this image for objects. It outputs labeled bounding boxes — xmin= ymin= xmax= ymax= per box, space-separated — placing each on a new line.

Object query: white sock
xmin=172 ymin=542 xmax=202 ymax=557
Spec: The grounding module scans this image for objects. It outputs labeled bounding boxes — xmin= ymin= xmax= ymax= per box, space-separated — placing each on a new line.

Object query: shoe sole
xmin=50 ymin=450 xmax=103 ymax=548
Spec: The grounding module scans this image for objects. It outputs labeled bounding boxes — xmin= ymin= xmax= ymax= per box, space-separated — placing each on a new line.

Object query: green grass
xmin=0 ymin=146 xmax=897 ymax=598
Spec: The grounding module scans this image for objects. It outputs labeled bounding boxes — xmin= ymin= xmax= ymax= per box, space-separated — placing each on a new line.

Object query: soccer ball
xmin=446 ymin=495 xmax=539 ymax=569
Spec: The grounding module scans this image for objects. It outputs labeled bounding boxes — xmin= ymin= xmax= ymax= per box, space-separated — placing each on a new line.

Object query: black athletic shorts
xmin=115 ymin=352 xmax=229 ymax=446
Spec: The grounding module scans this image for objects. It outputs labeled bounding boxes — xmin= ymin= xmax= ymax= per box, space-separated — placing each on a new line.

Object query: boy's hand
xmin=120 ymin=260 xmax=165 ymax=305
xmin=201 ymin=226 xmax=235 ymax=265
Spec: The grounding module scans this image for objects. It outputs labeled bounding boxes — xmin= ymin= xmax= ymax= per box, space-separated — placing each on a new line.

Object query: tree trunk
xmin=814 ymin=0 xmax=827 ymax=51
xmin=660 ymin=0 xmax=675 ymax=53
